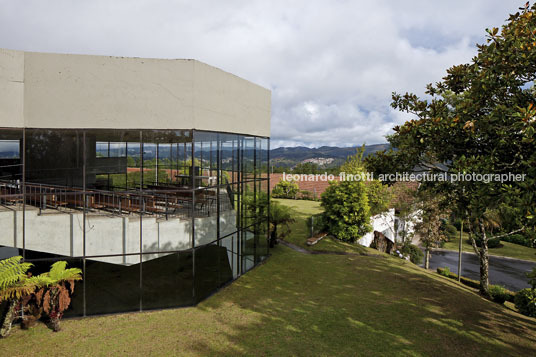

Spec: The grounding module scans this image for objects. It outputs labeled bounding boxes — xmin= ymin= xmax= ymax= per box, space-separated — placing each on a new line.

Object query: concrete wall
xmin=0 ymin=49 xmax=24 ymax=128
xmin=0 ymin=49 xmax=270 ymax=137
xmin=0 ymin=208 xmax=237 ymax=265
xmin=357 ymin=208 xmax=422 ymax=247
xmin=358 ymin=208 xmax=396 ymax=247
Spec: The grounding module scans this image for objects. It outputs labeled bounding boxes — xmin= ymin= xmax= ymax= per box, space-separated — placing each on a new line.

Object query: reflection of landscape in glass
xmin=0 ymin=139 xmax=20 ymax=159
xmin=0 ymin=128 xmax=269 ymax=316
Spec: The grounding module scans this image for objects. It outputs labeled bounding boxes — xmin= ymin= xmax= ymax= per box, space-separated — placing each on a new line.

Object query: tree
xmin=321 ymin=148 xmax=372 ymax=242
xmin=366 ymin=3 xmax=536 ymax=296
xmin=269 ymin=202 xmax=295 ymax=247
xmin=413 ymin=192 xmax=449 ymax=269
xmin=367 ymin=180 xmax=392 ymax=216
xmin=292 ymin=162 xmax=321 ymax=174
xmin=388 ymin=182 xmax=419 ymax=243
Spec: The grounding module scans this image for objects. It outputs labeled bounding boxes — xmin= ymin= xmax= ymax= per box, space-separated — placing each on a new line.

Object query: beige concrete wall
xmin=0 ymin=49 xmax=24 ymax=128
xmin=193 ymin=61 xmax=271 ymax=137
xmin=0 ymin=49 xmax=270 ymax=137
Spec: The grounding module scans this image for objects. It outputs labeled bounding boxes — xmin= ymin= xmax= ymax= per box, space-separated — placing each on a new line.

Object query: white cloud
xmin=0 ymin=0 xmax=519 ymax=147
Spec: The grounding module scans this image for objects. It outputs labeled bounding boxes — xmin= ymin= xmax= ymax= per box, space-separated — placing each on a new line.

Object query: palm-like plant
xmin=269 ymin=202 xmax=295 ymax=248
xmin=37 ymin=261 xmax=82 ymax=332
xmin=0 ymin=256 xmax=52 ymax=337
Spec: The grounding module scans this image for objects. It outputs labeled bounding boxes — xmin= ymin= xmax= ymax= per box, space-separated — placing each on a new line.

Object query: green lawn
xmin=442 ymin=232 xmax=536 ymax=262
xmin=272 ymin=198 xmax=374 ymax=255
xmin=2 ymin=201 xmax=536 ymax=356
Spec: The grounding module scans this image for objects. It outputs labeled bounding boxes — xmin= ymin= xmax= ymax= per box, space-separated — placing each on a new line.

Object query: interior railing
xmin=0 ymin=180 xmax=231 ymax=219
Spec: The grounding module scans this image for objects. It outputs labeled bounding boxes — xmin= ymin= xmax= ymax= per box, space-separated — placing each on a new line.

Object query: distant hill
xmin=270 ymin=144 xmax=390 ymax=167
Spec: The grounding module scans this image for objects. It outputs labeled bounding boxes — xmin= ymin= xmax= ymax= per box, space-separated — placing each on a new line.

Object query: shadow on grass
xmin=191 ymin=245 xmax=536 ymax=356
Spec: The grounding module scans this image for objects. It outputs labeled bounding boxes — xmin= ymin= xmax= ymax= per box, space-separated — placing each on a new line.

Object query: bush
xmin=305 ymin=213 xmax=328 ymax=236
xmin=435 ymin=268 xmax=516 ymax=301
xmin=321 ymin=180 xmax=371 ymax=243
xmin=443 ymin=224 xmax=458 ymax=240
xmin=297 ymin=190 xmax=315 ymax=201
xmin=514 ymin=289 xmax=536 ymax=317
xmin=436 ymin=267 xmax=481 ymax=289
xmin=438 ymin=266 xmax=451 ymax=277
xmin=400 ymin=244 xmax=424 ymax=265
xmin=502 ymin=234 xmax=532 ymax=247
xmin=271 ymin=180 xmax=299 ymax=199
xmin=489 ymin=285 xmax=509 ymax=304
xmin=471 ymin=237 xmax=501 ymax=249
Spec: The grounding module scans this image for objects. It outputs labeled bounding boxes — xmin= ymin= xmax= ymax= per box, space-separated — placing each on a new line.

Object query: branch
xmin=489 ymin=227 xmax=525 ymax=240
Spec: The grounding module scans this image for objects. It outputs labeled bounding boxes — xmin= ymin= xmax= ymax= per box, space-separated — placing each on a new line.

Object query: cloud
xmin=0 ymin=0 xmax=519 ymax=147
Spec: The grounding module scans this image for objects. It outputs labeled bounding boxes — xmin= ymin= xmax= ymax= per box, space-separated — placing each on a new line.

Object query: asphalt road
xmin=423 ymin=249 xmax=536 ymax=291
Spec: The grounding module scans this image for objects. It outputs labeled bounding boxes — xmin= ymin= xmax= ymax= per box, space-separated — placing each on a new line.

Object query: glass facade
xmin=0 ymin=128 xmax=269 ymax=316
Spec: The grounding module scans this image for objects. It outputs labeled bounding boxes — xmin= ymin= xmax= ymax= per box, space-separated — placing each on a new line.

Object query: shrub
xmin=438 ymin=266 xmax=451 ymax=277
xmin=443 ymin=224 xmax=458 ymax=240
xmin=514 ymin=289 xmax=536 ymax=317
xmin=400 ymin=244 xmax=424 ymax=265
xmin=435 ymin=268 xmax=516 ymax=301
xmin=321 ymin=180 xmax=371 ymax=242
xmin=297 ymin=190 xmax=314 ymax=201
xmin=471 ymin=237 xmax=501 ymax=249
xmin=489 ymin=285 xmax=509 ymax=304
xmin=436 ymin=268 xmax=481 ymax=289
xmin=502 ymin=234 xmax=532 ymax=247
xmin=271 ymin=180 xmax=299 ymax=199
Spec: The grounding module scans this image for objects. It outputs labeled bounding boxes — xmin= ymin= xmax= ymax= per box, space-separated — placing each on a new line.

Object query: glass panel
xmin=220 ymin=233 xmax=238 ymax=279
xmin=142 ymin=130 xmax=191 ymax=189
xmin=138 ymin=130 xmax=193 ymax=254
xmin=194 ymin=243 xmax=232 ymax=303
xmin=24 ymin=129 xmax=85 ymax=258
xmin=240 ymin=227 xmax=256 ymax=274
xmin=0 ymin=129 xmax=23 ymax=251
xmin=194 ymin=187 xmax=218 ymax=246
xmin=85 ymin=130 xmax=141 ymax=257
xmin=84 ymin=255 xmax=141 ymax=315
xmin=142 ymin=251 xmax=194 ymax=309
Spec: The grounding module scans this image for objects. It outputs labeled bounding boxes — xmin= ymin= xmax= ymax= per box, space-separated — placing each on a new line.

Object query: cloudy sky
xmin=0 ymin=1 xmax=520 ymax=148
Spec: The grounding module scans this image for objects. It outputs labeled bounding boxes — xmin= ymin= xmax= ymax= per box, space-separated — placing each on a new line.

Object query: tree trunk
xmin=424 ymin=247 xmax=430 ymax=269
xmin=0 ymin=300 xmax=19 ymax=338
xmin=478 ymin=220 xmax=490 ymax=296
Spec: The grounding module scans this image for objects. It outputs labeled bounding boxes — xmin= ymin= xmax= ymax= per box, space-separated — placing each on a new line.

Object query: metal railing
xmin=0 ymin=180 xmax=232 ymax=219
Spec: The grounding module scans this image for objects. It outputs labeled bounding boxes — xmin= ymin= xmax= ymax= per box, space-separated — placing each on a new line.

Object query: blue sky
xmin=0 ymin=0 xmax=520 ymax=148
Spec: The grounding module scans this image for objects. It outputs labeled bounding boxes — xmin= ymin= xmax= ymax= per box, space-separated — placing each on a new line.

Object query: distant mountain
xmin=270 ymin=144 xmax=390 ymax=167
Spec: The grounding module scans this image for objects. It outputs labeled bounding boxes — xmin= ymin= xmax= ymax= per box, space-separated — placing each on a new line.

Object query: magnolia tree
xmin=366 ymin=3 xmax=536 ymax=296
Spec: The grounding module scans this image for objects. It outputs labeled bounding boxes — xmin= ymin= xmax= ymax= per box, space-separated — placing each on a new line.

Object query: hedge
xmin=435 ymin=267 xmax=516 ymax=302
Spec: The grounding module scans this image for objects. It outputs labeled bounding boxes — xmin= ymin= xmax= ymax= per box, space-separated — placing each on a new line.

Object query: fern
xmin=47 ymin=261 xmax=82 ymax=283
xmin=0 ymin=256 xmax=33 ymax=291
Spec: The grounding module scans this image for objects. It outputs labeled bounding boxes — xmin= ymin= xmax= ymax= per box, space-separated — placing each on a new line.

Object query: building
xmin=0 ymin=49 xmax=271 ymax=316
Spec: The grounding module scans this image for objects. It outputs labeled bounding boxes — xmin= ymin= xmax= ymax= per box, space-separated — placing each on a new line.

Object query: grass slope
xmin=2 ymin=200 xmax=536 ymax=356
xmin=443 ymin=232 xmax=536 ymax=262
xmin=2 ymin=246 xmax=535 ymax=356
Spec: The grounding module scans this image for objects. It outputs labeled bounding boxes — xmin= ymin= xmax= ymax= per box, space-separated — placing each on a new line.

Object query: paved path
xmin=425 ymin=249 xmax=536 ymax=291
